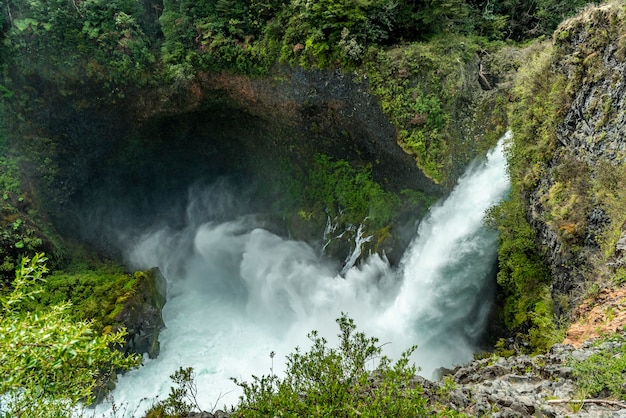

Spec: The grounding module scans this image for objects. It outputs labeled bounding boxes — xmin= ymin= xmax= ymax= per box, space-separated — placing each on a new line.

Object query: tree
xmin=0 ymin=253 xmax=140 ymax=417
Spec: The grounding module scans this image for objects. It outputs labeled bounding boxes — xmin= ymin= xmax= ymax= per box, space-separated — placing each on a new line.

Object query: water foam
xmin=94 ymin=134 xmax=510 ymax=416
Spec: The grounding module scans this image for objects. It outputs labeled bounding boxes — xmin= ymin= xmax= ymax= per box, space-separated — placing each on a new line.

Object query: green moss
xmin=508 ymin=43 xmax=571 ymax=188
xmin=123 ymin=276 xmax=138 ymax=291
xmin=290 ymin=153 xmax=436 ymax=260
xmin=132 ymin=269 xmax=166 ymax=309
xmin=304 ymin=154 xmax=401 ymax=230
xmin=22 ymin=260 xmax=139 ymax=332
xmin=107 ymin=302 xmax=126 ymax=322
xmin=365 ymin=35 xmax=477 ymax=184
xmin=538 ymin=156 xmax=592 ymax=247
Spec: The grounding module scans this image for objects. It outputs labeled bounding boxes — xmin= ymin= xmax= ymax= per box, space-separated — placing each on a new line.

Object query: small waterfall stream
xmin=95 ymin=133 xmax=510 ymax=416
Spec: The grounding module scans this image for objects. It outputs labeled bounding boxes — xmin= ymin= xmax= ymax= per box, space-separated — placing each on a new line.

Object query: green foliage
xmin=366 ymin=35 xmax=476 ymax=183
xmin=6 ymin=0 xmax=156 ymax=89
xmin=0 ymin=94 xmax=58 ymax=284
xmin=271 ymin=0 xmax=399 ymax=67
xmin=487 ymin=194 xmax=562 ymax=353
xmin=232 ymin=313 xmax=433 ymax=417
xmin=21 ymin=260 xmax=139 ymax=332
xmin=569 ymin=333 xmax=626 ymax=400
xmin=491 ymin=4 xmax=626 ymax=353
xmin=0 ymin=216 xmax=45 ymax=277
xmin=305 ymin=154 xmax=400 ymax=230
xmin=593 ymin=161 xmax=626 ymax=266
xmin=1 ymin=0 xmax=601 ymax=88
xmin=0 ymin=88 xmax=9 ymax=154
xmin=0 ymin=254 xmax=140 ymax=417
xmin=488 ymin=0 xmax=599 ymax=41
xmin=540 ymin=155 xmax=591 ymax=246
xmin=508 ymin=42 xmax=570 ymax=189
xmin=0 ymin=155 xmax=20 ymax=198
xmin=157 ymin=0 xmax=483 ymax=75
xmin=0 ymin=174 xmax=51 ymax=284
xmin=0 ymin=85 xmax=16 ymax=192
xmin=145 ymin=367 xmax=202 ymax=417
xmin=613 ymin=267 xmax=626 ymax=285
xmin=159 ymin=0 xmax=282 ymax=77
xmin=492 ymin=42 xmax=573 ymax=353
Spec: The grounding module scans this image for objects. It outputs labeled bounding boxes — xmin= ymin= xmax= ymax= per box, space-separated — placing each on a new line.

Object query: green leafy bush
xmin=487 ymin=195 xmax=562 ymax=353
xmin=570 ymin=333 xmax=626 ymax=399
xmin=232 ymin=314 xmax=432 ymax=417
xmin=491 ymin=0 xmax=599 ymax=41
xmin=145 ymin=367 xmax=203 ymax=417
xmin=6 ymin=0 xmax=156 ymax=88
xmin=149 ymin=316 xmax=467 ymax=417
xmin=0 ymin=254 xmax=139 ymax=417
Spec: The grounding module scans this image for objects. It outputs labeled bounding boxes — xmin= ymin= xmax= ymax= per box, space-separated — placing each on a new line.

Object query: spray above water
xmin=95 ymin=134 xmax=511 ymax=416
xmin=379 ymin=133 xmax=511 ymax=366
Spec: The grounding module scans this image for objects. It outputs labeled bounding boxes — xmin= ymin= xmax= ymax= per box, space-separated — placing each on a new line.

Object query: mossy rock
xmin=113 ymin=267 xmax=167 ymax=359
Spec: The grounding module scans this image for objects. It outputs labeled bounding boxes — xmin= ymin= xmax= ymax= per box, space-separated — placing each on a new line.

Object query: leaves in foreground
xmin=232 ymin=313 xmax=430 ymax=417
xmin=0 ymin=253 xmax=140 ymax=418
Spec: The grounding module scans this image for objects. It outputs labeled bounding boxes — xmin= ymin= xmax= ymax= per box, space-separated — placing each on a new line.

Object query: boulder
xmin=113 ymin=267 xmax=166 ymax=359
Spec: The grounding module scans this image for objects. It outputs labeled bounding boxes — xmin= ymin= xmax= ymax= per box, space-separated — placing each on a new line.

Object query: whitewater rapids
xmin=94 ymin=133 xmax=511 ymax=416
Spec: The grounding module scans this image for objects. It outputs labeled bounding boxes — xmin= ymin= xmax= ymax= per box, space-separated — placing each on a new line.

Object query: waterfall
xmin=94 ymin=133 xmax=510 ymax=416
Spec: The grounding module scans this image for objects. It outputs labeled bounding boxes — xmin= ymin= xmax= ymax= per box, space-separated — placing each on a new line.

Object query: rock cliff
xmin=428 ymin=335 xmax=626 ymax=417
xmin=510 ymin=3 xmax=626 ymax=325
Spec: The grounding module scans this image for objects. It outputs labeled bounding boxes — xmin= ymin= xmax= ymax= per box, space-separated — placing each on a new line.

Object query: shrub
xmin=145 ymin=367 xmax=202 ymax=417
xmin=0 ymin=254 xmax=140 ymax=417
xmin=570 ymin=333 xmax=626 ymax=399
xmin=487 ymin=194 xmax=562 ymax=353
xmin=232 ymin=314 xmax=432 ymax=417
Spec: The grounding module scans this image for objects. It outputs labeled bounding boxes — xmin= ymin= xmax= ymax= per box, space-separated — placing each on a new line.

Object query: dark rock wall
xmin=131 ymin=67 xmax=440 ymax=195
xmin=9 ymin=65 xmax=447 ymax=264
xmin=521 ymin=4 xmax=626 ymax=315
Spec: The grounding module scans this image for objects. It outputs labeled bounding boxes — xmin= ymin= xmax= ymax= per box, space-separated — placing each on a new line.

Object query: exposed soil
xmin=564 ymin=287 xmax=626 ymax=348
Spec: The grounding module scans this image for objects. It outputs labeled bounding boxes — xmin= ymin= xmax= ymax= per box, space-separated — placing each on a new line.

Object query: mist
xmin=92 ymin=134 xmax=510 ymax=416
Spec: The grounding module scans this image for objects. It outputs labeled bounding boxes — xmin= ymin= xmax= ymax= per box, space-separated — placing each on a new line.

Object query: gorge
xmin=2 ymin=0 xmax=626 ymax=416
xmin=94 ymin=134 xmax=510 ymax=416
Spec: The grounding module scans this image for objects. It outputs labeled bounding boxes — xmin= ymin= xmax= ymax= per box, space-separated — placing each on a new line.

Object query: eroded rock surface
xmin=427 ymin=336 xmax=626 ymax=417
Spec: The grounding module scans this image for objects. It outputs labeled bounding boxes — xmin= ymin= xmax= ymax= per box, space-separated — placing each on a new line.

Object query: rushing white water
xmin=93 ymin=134 xmax=510 ymax=417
